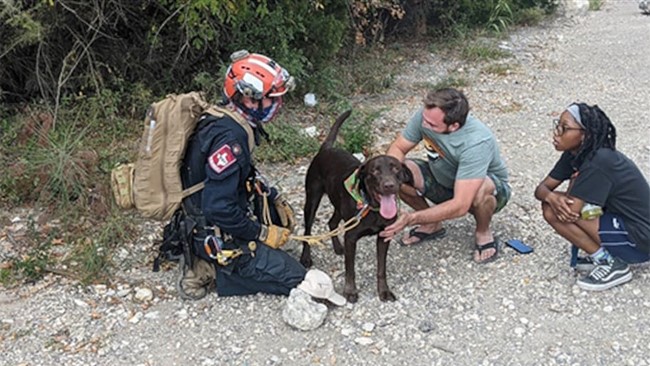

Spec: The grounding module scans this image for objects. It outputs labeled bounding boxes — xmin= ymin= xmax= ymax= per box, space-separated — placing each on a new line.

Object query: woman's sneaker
xmin=574 ymin=256 xmax=650 ymax=272
xmin=577 ymin=257 xmax=632 ymax=291
xmin=575 ymin=256 xmax=595 ymax=272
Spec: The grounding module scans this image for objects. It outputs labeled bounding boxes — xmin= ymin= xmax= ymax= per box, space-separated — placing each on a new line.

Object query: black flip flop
xmin=474 ymin=240 xmax=500 ymax=264
xmin=399 ymin=227 xmax=447 ymax=247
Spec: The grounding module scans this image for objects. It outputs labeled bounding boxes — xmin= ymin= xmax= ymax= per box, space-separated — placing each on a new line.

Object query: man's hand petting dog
xmin=379 ymin=210 xmax=412 ymax=242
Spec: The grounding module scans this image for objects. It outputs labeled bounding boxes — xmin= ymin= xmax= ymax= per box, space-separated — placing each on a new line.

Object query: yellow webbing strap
xmin=289 ymin=215 xmax=364 ymax=248
xmin=290 ymin=205 xmax=370 ymax=247
xmin=254 ymin=186 xmax=370 ymax=246
xmin=256 ymin=190 xmax=369 ymax=248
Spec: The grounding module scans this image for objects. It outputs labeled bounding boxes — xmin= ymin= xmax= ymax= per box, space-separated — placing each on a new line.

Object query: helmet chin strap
xmin=228 ymin=96 xmax=273 ymax=143
xmin=254 ymin=101 xmax=271 ymax=142
xmin=257 ymin=123 xmax=271 ymax=142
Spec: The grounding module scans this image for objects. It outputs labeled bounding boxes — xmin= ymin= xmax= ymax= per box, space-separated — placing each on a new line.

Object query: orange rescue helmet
xmin=223 ymin=50 xmax=295 ymax=101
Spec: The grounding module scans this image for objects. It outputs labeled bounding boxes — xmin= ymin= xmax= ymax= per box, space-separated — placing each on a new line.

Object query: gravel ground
xmin=2 ymin=2 xmax=650 ymax=365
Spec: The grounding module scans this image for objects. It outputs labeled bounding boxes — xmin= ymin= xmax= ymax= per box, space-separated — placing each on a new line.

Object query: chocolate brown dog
xmin=300 ymin=110 xmax=412 ymax=302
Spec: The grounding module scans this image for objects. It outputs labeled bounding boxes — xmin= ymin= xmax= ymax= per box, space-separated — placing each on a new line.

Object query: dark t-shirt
xmin=549 ymin=148 xmax=650 ymax=253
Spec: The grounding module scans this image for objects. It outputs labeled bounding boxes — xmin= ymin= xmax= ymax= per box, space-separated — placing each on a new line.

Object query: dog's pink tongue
xmin=379 ymin=194 xmax=397 ymax=219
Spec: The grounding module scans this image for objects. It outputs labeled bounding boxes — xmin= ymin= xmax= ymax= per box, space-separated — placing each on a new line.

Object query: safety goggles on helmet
xmin=223 ymin=50 xmax=295 ymax=102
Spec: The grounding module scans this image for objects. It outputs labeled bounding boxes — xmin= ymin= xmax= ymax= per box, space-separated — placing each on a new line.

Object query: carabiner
xmin=203 ymin=235 xmax=223 ymax=260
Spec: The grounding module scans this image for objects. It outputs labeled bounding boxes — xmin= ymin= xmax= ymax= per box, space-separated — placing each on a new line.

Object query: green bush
xmin=589 ymin=0 xmax=604 ymax=11
xmin=0 ymin=0 xmax=351 ymax=108
xmin=514 ymin=7 xmax=547 ymax=26
xmin=340 ymin=112 xmax=376 ymax=154
xmin=427 ymin=0 xmax=509 ymax=33
xmin=0 ymin=0 xmax=558 ymax=108
xmin=423 ymin=0 xmax=557 ymax=38
xmin=255 ymin=120 xmax=320 ymax=163
xmin=220 ymin=1 xmax=348 ymax=95
xmin=513 ymin=0 xmax=558 ymax=14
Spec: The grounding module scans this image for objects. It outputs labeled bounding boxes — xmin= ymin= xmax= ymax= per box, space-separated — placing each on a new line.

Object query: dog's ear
xmin=399 ymin=163 xmax=414 ymax=185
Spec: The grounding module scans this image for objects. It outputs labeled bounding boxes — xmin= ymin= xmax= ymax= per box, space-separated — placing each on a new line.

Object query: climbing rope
xmin=289 ymin=208 xmax=368 ymax=248
xmin=259 ymin=190 xmax=369 ymax=248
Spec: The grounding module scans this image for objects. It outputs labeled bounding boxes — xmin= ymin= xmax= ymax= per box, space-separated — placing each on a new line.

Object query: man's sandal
xmin=399 ymin=228 xmax=447 ymax=247
xmin=474 ymin=240 xmax=500 ymax=264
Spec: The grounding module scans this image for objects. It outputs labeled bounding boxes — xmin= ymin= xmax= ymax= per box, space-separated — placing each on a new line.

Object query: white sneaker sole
xmin=577 ymin=271 xmax=633 ymax=291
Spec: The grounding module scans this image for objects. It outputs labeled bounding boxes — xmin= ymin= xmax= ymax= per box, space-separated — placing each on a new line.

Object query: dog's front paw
xmin=345 ymin=291 xmax=359 ymax=303
xmin=379 ymin=289 xmax=396 ymax=302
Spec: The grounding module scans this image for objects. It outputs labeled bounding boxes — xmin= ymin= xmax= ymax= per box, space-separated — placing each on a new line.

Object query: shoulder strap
xmin=180 ymin=104 xmax=255 ymax=200
xmin=204 ymin=105 xmax=256 ymax=153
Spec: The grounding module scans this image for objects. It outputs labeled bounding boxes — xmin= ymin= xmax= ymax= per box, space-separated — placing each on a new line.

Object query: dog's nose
xmin=382 ymin=181 xmax=396 ymax=191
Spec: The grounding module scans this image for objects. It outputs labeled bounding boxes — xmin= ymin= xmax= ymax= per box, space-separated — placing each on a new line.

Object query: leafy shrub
xmin=589 ymin=0 xmax=604 ymax=11
xmin=340 ymin=112 xmax=376 ymax=154
xmin=255 ymin=121 xmax=320 ymax=163
xmin=349 ymin=0 xmax=405 ymax=45
xmin=512 ymin=0 xmax=559 ymax=14
xmin=514 ymin=7 xmax=547 ymax=25
xmin=0 ymin=1 xmax=351 ymax=107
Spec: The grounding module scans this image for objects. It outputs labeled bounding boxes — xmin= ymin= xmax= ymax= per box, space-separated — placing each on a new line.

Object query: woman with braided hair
xmin=535 ymin=103 xmax=650 ymax=291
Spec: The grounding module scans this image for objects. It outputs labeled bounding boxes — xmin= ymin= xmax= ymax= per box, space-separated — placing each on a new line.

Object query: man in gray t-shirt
xmin=380 ymin=88 xmax=511 ymax=263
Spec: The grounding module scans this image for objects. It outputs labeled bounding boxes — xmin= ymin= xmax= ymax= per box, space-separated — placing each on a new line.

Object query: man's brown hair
xmin=422 ymin=88 xmax=470 ymax=127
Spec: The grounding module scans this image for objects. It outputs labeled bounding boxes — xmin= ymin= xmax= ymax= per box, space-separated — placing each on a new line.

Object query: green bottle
xmin=581 ymin=203 xmax=603 ymax=220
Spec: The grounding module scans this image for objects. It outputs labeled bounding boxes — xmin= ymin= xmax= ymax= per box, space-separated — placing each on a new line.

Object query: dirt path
xmin=2 ymin=2 xmax=649 ymax=365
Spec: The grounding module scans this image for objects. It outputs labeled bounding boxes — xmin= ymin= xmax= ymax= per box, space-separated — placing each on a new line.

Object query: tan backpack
xmin=111 ymin=92 xmax=255 ymax=221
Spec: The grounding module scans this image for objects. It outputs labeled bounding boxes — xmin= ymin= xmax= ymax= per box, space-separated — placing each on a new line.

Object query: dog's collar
xmin=344 ymin=169 xmax=378 ymax=214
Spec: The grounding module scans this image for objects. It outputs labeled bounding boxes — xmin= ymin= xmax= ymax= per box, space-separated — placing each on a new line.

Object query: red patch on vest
xmin=208 ymin=144 xmax=237 ymax=173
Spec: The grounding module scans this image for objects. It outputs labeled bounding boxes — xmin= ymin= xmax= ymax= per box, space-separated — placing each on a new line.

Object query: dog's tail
xmin=321 ymin=109 xmax=352 ymax=151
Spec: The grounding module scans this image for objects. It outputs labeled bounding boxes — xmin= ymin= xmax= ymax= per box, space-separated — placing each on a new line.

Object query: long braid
xmin=571 ymin=103 xmax=617 ymax=170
